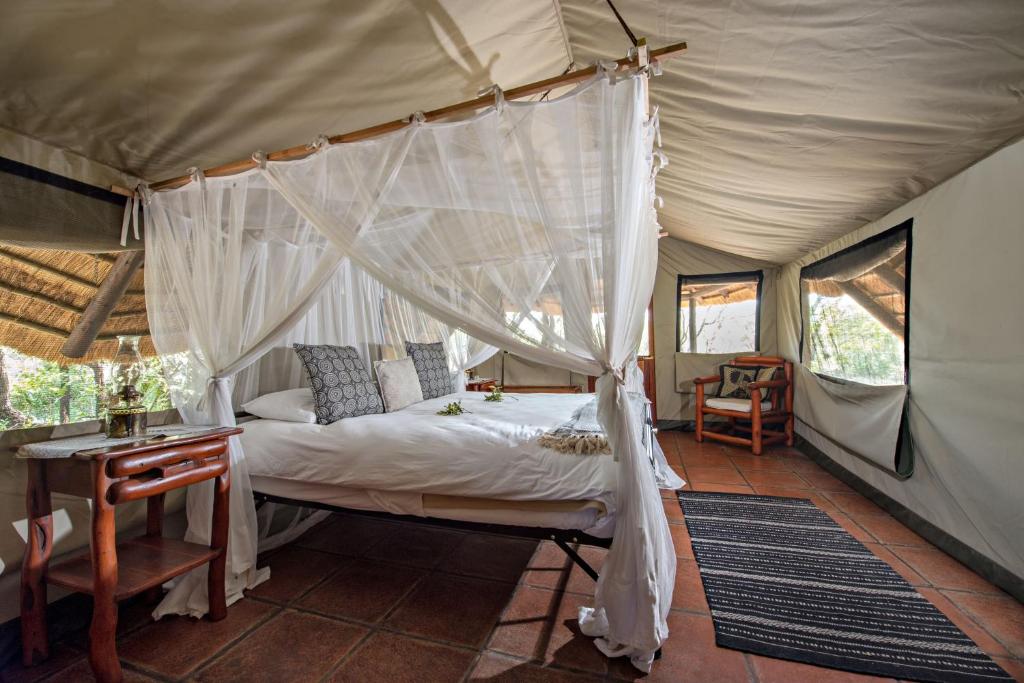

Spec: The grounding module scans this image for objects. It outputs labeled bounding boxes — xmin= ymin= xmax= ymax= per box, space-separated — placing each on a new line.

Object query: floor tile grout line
xmin=314 ymin=624 xmax=378 ymax=683
xmin=256 ymin=549 xmax=355 ymax=607
xmin=930 ymin=588 xmax=1024 ymax=662
xmin=742 ymin=651 xmax=761 ymax=683
xmin=182 ymin=604 xmax=284 ymax=681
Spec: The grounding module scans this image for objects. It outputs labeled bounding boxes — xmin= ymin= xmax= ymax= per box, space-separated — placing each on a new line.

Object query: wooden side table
xmin=465 ymin=378 xmax=496 ymax=392
xmin=19 ymin=426 xmax=241 ymax=683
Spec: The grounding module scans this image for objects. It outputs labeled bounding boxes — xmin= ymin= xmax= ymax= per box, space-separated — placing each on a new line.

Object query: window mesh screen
xmin=677 ymin=272 xmax=762 ymax=353
xmin=801 ymin=223 xmax=910 ymax=385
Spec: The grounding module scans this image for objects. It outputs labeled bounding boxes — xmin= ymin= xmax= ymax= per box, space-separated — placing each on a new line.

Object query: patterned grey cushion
xmin=404 ymin=341 xmax=453 ymax=400
xmin=292 ymin=344 xmax=384 ymax=424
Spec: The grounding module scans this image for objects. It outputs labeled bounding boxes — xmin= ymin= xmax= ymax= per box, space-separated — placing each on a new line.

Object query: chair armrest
xmin=748 ymin=379 xmax=788 ymax=390
xmin=693 ymin=375 xmax=720 ymax=385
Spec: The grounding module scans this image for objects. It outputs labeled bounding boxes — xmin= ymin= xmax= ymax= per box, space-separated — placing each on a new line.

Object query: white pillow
xmin=374 ymin=357 xmax=424 ymax=412
xmin=241 ymin=388 xmax=317 ymax=423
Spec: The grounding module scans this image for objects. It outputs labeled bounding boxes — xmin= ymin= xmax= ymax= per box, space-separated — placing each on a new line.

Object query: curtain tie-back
xmin=601 ymin=364 xmax=627 ymax=386
xmin=252 ymin=150 xmax=267 ymax=169
xmin=196 ymin=375 xmax=231 ymax=413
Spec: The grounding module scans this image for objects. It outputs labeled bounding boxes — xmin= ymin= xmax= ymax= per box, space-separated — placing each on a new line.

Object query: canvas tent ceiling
xmin=3 ymin=1 xmax=1023 ymax=265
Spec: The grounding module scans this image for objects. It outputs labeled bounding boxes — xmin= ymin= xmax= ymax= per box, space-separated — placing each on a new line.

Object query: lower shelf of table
xmin=46 ymin=536 xmax=221 ymax=601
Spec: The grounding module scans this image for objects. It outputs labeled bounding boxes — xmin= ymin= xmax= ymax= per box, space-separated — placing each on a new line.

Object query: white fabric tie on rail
xmin=477 ymin=84 xmax=506 ymax=112
xmin=118 ymin=184 xmax=143 ymax=247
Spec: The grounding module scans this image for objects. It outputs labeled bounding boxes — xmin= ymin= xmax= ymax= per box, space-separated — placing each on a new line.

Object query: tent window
xmin=800 ymin=220 xmax=911 ymax=385
xmin=0 ymin=347 xmax=181 ymax=431
xmin=676 ymin=272 xmax=762 ymax=353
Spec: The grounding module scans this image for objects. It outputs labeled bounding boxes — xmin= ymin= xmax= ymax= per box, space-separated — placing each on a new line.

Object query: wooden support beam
xmin=681 ymin=283 xmax=734 ymax=304
xmin=61 ymin=251 xmax=146 ymax=358
xmin=873 ymin=264 xmax=905 ymax=293
xmin=835 ymin=280 xmax=904 ymax=340
xmin=150 ymin=41 xmax=687 ymax=192
xmin=0 ymin=281 xmax=146 ymax=319
xmin=0 ymin=311 xmax=145 ymax=344
xmin=687 ymin=297 xmax=697 ymax=353
xmin=0 ymin=249 xmax=145 ymax=296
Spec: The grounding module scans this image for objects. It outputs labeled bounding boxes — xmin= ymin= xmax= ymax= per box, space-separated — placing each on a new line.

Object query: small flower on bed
xmin=484 ymin=387 xmax=504 ymax=402
xmin=437 ymin=400 xmax=469 ymax=416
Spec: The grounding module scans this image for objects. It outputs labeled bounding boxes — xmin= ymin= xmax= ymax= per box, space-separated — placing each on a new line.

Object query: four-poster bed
xmin=139 ymin=40 xmax=686 ymax=673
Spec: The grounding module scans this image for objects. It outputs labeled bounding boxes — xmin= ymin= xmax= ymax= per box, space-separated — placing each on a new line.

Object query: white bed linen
xmin=241 ymin=392 xmax=617 ymax=534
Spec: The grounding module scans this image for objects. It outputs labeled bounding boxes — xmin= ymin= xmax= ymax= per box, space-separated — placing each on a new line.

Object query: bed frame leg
xmin=553 ymin=538 xmax=600 ymax=582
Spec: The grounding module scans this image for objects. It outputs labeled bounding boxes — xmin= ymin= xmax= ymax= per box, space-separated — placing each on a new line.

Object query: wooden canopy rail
xmin=148 ymin=41 xmax=686 ymax=192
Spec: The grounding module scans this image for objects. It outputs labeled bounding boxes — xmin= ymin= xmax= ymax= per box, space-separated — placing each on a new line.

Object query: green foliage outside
xmin=0 ymin=347 xmax=176 ymax=431
xmin=807 ymin=294 xmax=903 ymax=385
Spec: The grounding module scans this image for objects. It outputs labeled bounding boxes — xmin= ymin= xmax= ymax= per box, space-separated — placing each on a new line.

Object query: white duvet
xmin=241 ymin=391 xmax=617 ymax=511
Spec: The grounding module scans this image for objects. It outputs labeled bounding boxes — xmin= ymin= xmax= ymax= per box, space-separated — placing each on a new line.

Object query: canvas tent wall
xmin=776 ymin=138 xmax=1024 ymax=596
xmin=654 ymin=238 xmax=779 ymax=425
xmin=651 ymin=138 xmax=1024 ymax=597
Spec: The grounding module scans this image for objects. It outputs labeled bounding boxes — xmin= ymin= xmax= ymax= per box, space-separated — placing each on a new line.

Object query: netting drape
xmin=144 ymin=170 xmax=345 ymax=617
xmin=144 ymin=70 xmax=673 ymax=669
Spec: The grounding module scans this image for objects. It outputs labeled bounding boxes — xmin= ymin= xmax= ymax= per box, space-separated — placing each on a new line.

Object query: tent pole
xmin=147 ymin=41 xmax=686 ymax=192
xmin=688 ymin=298 xmax=697 ymax=353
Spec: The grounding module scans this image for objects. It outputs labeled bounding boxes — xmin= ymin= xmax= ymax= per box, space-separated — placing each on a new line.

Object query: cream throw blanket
xmin=538 ymin=393 xmax=647 ymax=456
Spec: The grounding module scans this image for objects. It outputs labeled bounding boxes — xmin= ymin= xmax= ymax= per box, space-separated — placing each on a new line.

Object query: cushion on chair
xmin=717 ymin=365 xmax=780 ymax=399
xmin=705 ymin=397 xmax=773 ymax=413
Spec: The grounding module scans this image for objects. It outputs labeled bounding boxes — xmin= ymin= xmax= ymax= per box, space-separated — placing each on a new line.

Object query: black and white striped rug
xmin=678 ymin=491 xmax=1013 ymax=683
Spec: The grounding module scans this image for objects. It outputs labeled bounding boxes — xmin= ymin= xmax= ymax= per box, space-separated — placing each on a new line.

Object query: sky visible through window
xmin=679 ymin=299 xmax=757 ymax=354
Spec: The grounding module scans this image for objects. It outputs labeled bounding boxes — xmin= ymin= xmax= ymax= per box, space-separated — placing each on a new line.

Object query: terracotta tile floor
xmin=4 ymin=430 xmax=1023 ymax=682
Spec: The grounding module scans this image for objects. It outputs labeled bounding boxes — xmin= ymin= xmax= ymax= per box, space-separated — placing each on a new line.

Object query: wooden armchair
xmin=693 ymin=356 xmax=794 ymax=455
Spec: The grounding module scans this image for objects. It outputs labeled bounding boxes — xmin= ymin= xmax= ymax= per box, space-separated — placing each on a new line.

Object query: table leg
xmin=208 ymin=466 xmax=230 ymax=621
xmin=21 ymin=460 xmax=52 ymax=666
xmin=89 ymin=472 xmax=122 ymax=683
xmin=143 ymin=493 xmax=165 ymax=603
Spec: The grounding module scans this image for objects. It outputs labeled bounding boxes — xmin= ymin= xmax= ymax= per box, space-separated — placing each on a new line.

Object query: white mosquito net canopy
xmin=143 ymin=70 xmax=676 ymax=670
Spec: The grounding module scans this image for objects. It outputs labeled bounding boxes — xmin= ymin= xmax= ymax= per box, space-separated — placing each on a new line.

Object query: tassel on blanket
xmin=537 ymin=432 xmax=611 ymax=456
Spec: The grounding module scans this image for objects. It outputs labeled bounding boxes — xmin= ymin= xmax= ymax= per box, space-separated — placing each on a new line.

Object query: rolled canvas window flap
xmin=795 ymin=365 xmax=911 ymax=477
xmin=801 ymin=229 xmax=906 ymax=283
xmin=0 ymin=157 xmax=134 ymax=252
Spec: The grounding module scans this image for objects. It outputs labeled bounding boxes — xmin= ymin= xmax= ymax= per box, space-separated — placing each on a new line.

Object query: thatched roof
xmin=0 ymin=246 xmax=152 ymax=364
xmin=680 ymin=280 xmax=758 ymax=307
xmin=805 ymin=250 xmax=906 ymax=336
